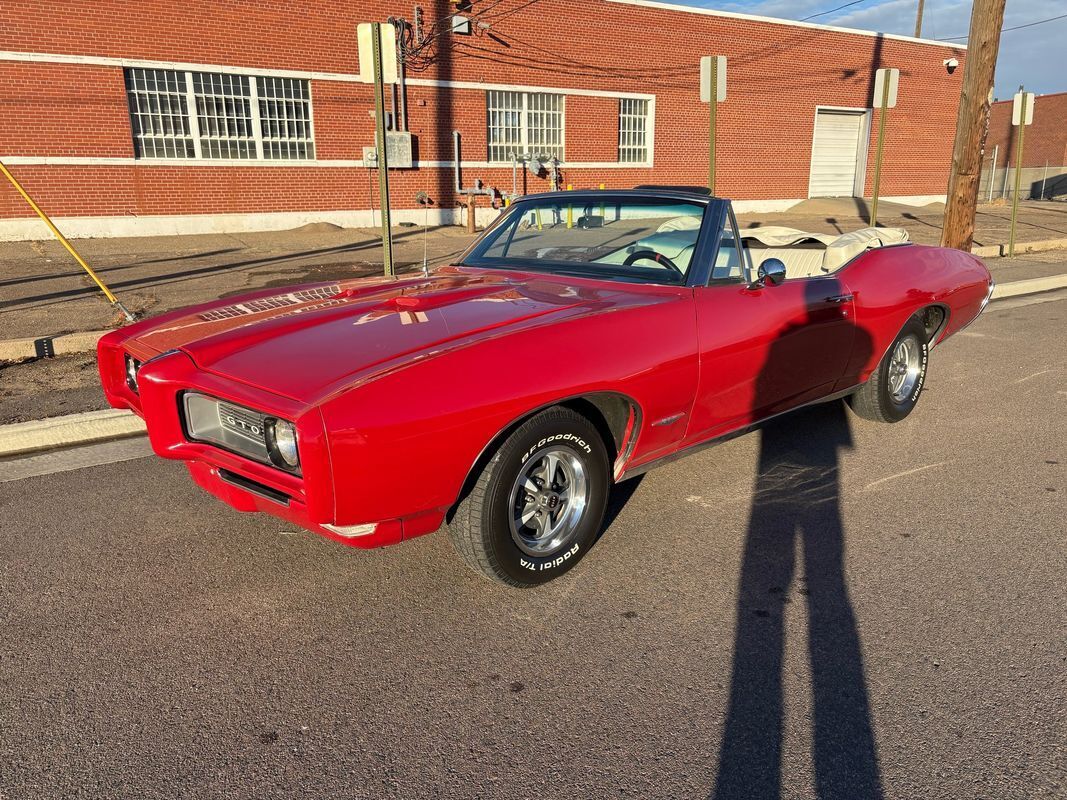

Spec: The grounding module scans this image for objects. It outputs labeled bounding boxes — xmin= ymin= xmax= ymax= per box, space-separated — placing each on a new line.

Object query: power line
xmin=938 ymin=11 xmax=1067 ymax=41
xmin=799 ymin=0 xmax=869 ymax=22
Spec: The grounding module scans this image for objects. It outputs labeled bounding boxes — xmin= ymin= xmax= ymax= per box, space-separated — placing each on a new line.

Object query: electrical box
xmin=363 ymin=132 xmax=415 ymax=169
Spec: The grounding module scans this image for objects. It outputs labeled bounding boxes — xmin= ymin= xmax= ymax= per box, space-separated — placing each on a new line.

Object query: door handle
xmin=825 ymin=294 xmax=854 ymax=304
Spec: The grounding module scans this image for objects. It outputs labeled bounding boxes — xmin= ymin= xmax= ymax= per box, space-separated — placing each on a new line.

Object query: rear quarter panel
xmin=838 ymin=244 xmax=992 ymax=387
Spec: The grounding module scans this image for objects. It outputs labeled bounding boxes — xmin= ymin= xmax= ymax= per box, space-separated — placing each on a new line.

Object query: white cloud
xmin=684 ymin=0 xmax=1065 ymax=97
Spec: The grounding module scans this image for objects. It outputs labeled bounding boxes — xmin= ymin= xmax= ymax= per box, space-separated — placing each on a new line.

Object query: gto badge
xmin=223 ymin=414 xmax=261 ymax=436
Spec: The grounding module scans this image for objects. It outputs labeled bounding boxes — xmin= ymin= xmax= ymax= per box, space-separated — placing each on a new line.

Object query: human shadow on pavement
xmin=712 ymin=279 xmax=883 ymax=800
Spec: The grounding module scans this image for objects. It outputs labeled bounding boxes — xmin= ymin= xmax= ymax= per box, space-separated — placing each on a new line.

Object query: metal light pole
xmin=870 ymin=68 xmax=898 ymax=228
xmin=700 ymin=56 xmax=726 ymax=195
xmin=370 ymin=22 xmax=394 ymax=277
xmin=708 ymin=58 xmax=717 ymax=193
xmin=1008 ymin=86 xmax=1030 ymax=257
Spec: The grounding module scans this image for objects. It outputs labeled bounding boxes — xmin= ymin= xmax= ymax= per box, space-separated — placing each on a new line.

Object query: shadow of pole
xmin=712 ymin=281 xmax=882 ymax=800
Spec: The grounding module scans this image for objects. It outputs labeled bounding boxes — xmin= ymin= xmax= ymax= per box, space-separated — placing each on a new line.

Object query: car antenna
xmin=415 ymin=191 xmax=434 ymax=277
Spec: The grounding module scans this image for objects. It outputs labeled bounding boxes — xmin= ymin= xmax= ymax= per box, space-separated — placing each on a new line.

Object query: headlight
xmin=266 ymin=418 xmax=300 ymax=469
xmin=124 ymin=354 xmax=141 ymax=394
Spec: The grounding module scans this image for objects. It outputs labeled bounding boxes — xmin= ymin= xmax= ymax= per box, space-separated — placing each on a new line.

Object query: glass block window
xmin=487 ymin=90 xmax=524 ymax=163
xmin=192 ymin=72 xmax=255 ymax=159
xmin=125 ymin=68 xmax=196 ymax=159
xmin=487 ymin=90 xmax=564 ymax=162
xmin=619 ymin=98 xmax=650 ymax=163
xmin=123 ymin=68 xmax=315 ymax=161
xmin=526 ymin=93 xmax=564 ymax=161
xmin=257 ymin=77 xmax=315 ymax=160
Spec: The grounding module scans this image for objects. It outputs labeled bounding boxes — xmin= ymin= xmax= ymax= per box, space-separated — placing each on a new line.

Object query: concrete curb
xmin=0 ymin=409 xmax=145 ymax=459
xmin=972 ymin=237 xmax=1067 ymax=258
xmin=991 ymin=273 xmax=1067 ymax=299
xmin=0 ymin=329 xmax=109 ymax=365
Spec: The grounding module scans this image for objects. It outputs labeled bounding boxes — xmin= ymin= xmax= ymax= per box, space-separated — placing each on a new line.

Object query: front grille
xmin=217 ymin=401 xmax=267 ymax=443
xmin=183 ymin=392 xmax=272 ymax=466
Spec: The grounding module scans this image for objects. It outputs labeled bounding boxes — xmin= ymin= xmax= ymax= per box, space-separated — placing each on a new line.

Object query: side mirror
xmin=755 ymin=257 xmax=786 ymax=287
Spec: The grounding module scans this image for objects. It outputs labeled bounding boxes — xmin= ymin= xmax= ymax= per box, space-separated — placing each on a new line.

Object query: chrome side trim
xmin=617 ymin=385 xmax=861 ymax=481
xmin=651 ymin=412 xmax=686 ymax=427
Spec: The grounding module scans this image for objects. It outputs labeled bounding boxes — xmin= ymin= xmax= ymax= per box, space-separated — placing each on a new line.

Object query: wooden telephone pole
xmin=940 ymin=0 xmax=1007 ymax=251
xmin=914 ymin=0 xmax=925 ymax=38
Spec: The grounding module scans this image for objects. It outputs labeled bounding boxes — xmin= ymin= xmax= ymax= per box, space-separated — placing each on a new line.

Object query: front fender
xmin=319 ymin=295 xmax=698 ymax=528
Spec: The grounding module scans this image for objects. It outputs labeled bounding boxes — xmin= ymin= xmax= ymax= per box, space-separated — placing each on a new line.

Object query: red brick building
xmin=983 ymin=91 xmax=1067 ymax=201
xmin=0 ymin=0 xmax=966 ymax=240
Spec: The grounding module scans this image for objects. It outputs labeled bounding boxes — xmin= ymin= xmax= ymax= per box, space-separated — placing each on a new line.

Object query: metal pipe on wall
xmin=453 ymin=131 xmax=462 ymax=194
xmin=988 ymin=144 xmax=998 ymax=202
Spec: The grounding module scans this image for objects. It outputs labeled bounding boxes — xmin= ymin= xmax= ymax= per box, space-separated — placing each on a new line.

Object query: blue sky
xmin=673 ymin=0 xmax=1066 ymax=98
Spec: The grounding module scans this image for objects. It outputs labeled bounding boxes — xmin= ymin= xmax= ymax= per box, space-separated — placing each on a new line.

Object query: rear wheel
xmin=848 ymin=317 xmax=929 ymax=423
xmin=448 ymin=407 xmax=610 ymax=587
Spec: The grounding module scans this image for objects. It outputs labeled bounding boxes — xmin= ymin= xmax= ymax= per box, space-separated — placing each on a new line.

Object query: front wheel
xmin=847 ymin=317 xmax=929 ymax=423
xmin=448 ymin=407 xmax=610 ymax=587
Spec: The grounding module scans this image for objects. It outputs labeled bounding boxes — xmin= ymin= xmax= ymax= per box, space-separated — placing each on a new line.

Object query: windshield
xmin=460 ymin=195 xmax=707 ymax=285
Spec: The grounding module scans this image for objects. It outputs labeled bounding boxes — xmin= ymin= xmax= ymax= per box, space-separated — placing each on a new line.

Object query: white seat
xmin=750 ymin=247 xmax=828 ymax=278
xmin=742 ymin=226 xmax=910 ymax=279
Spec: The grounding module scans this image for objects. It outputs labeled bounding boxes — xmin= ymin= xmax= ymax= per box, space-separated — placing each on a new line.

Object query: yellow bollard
xmin=534 ymin=208 xmax=543 ymax=231
xmin=0 ymin=160 xmax=134 ymax=321
xmin=599 ymin=183 xmax=605 ymax=219
xmin=566 ymin=184 xmax=573 ymax=229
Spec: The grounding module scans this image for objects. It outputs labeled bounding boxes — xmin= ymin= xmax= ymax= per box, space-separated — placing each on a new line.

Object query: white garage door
xmin=808 ymin=110 xmax=866 ymax=198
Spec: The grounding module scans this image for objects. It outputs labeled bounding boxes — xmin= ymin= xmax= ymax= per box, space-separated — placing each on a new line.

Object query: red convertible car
xmin=98 ymin=187 xmax=993 ymax=586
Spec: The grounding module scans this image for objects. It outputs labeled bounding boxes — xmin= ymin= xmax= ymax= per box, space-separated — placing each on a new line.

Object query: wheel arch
xmin=919 ymin=302 xmax=951 ymax=346
xmin=445 ymin=391 xmax=642 ymax=523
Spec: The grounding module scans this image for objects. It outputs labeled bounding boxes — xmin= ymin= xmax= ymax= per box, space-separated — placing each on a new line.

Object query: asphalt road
xmin=1 ymin=294 xmax=1064 ymax=799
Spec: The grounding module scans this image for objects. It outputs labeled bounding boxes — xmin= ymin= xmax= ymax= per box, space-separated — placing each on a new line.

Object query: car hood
xmin=127 ymin=267 xmax=648 ymax=403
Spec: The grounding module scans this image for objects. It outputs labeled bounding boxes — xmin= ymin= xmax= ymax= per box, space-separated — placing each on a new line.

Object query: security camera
xmin=943 ymin=58 xmax=959 ymax=75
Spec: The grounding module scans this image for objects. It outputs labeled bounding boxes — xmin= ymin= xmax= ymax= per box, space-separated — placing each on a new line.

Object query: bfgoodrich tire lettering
xmin=448 ymin=407 xmax=610 ymax=587
xmin=847 ymin=317 xmax=929 ymax=423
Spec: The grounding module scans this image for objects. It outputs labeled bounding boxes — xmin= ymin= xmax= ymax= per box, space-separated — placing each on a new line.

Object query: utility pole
xmin=940 ymin=0 xmax=1007 ymax=251
xmin=914 ymin=0 xmax=925 ymax=38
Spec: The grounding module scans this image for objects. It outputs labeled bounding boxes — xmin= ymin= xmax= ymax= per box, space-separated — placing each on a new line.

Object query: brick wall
xmin=986 ymin=92 xmax=1067 ymax=170
xmin=0 ymin=0 xmax=966 ymax=229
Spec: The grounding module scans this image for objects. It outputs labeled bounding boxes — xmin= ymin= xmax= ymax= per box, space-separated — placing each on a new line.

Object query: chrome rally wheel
xmin=887 ymin=337 xmax=923 ymax=404
xmin=510 ymin=447 xmax=589 ymax=557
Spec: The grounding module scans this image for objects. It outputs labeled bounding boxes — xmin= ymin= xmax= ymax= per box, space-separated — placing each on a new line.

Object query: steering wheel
xmin=623 ymin=249 xmax=683 ymax=277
